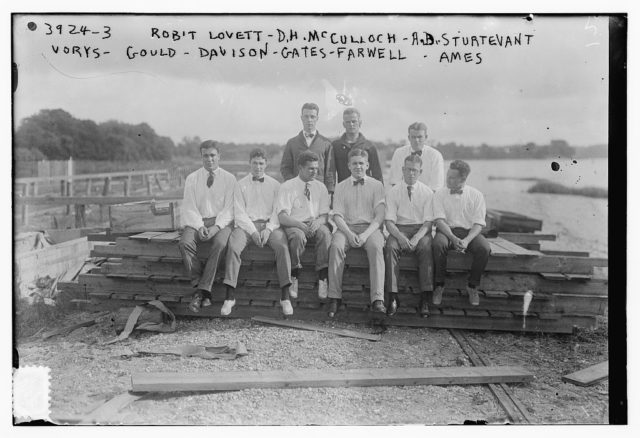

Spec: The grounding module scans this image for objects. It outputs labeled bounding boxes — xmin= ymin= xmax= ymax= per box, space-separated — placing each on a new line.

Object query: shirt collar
xmin=204 ymin=167 xmax=220 ymax=175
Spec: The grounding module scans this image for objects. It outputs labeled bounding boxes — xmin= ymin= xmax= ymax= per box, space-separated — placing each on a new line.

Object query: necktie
xmin=252 ymin=176 xmax=265 ymax=183
xmin=304 ymin=182 xmax=311 ymax=201
xmin=407 ymin=185 xmax=413 ymax=201
xmin=353 ymin=178 xmax=365 ymax=186
xmin=411 ymin=150 xmax=422 ymax=157
xmin=450 ymin=188 xmax=463 ymax=195
xmin=206 ymin=171 xmax=215 ymax=188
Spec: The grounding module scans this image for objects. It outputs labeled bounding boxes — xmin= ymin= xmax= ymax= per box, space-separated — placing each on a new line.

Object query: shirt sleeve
xmin=388 ymin=149 xmax=402 ymax=186
xmin=233 ymin=183 xmax=258 ymax=235
xmin=471 ymin=191 xmax=487 ymax=227
xmin=214 ymin=175 xmax=236 ymax=229
xmin=280 ymin=141 xmax=296 ymax=181
xmin=324 ymin=141 xmax=336 ymax=193
xmin=331 ymin=183 xmax=345 ymax=219
xmin=318 ymin=184 xmax=330 ymax=216
xmin=373 ymin=181 xmax=386 ymax=208
xmin=266 ymin=182 xmax=281 ymax=232
xmin=385 ymin=188 xmax=398 ymax=222
xmin=432 ymin=152 xmax=445 ymax=191
xmin=368 ymin=145 xmax=384 ymax=183
xmin=180 ymin=173 xmax=204 ymax=230
xmin=276 ymin=184 xmax=293 ymax=216
xmin=432 ymin=189 xmax=447 ymax=221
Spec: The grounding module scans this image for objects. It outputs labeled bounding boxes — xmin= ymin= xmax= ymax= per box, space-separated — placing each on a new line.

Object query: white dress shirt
xmin=276 ymin=176 xmax=330 ymax=222
xmin=180 ymin=167 xmax=237 ymax=230
xmin=388 ymin=144 xmax=445 ymax=191
xmin=432 ymin=184 xmax=487 ymax=229
xmin=385 ymin=180 xmax=434 ymax=225
xmin=234 ymin=174 xmax=281 ymax=235
xmin=332 ymin=175 xmax=386 ymax=225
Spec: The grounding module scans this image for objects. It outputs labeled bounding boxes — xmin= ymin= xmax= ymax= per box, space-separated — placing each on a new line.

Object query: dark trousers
xmin=433 ymin=228 xmax=491 ymax=287
xmin=384 ymin=224 xmax=434 ymax=293
xmin=178 ymin=225 xmax=233 ymax=292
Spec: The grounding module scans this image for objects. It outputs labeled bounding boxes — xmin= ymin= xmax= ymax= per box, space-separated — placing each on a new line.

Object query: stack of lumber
xmin=58 ymin=230 xmax=608 ymax=334
xmin=486 ymin=209 xmax=543 ymax=234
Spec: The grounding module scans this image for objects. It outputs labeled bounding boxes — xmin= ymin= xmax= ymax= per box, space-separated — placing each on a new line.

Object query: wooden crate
xmin=109 ymin=201 xmax=180 ymax=233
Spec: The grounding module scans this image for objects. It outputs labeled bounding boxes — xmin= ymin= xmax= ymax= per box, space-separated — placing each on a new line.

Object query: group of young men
xmin=179 ymin=103 xmax=491 ymax=318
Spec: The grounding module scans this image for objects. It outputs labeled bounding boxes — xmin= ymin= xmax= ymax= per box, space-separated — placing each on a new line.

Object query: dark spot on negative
xmin=27 ymin=22 xmax=37 ymax=31
xmin=551 ymin=162 xmax=560 ymax=171
xmin=573 ymin=160 xmax=578 ymax=164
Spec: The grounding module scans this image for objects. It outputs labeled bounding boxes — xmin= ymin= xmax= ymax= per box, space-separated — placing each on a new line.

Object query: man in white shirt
xmin=223 ymin=149 xmax=294 ymax=316
xmin=328 ymin=148 xmax=386 ymax=317
xmin=432 ymin=160 xmax=491 ymax=306
xmin=388 ymin=122 xmax=444 ymax=191
xmin=179 ymin=140 xmax=237 ymax=313
xmin=384 ymin=154 xmax=435 ymax=317
xmin=277 ymin=151 xmax=332 ymax=300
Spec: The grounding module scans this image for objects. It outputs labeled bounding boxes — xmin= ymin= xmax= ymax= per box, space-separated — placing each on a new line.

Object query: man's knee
xmin=416 ymin=236 xmax=433 ymax=253
xmin=433 ymin=233 xmax=449 ymax=251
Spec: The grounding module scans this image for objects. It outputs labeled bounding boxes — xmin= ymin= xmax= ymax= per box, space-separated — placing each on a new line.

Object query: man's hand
xmin=259 ymin=229 xmax=271 ymax=246
xmin=198 ymin=226 xmax=210 ymax=241
xmin=397 ymin=233 xmax=413 ymax=251
xmin=452 ymin=236 xmax=466 ymax=252
xmin=207 ymin=225 xmax=221 ymax=239
xmin=308 ymin=217 xmax=324 ymax=235
xmin=251 ymin=231 xmax=263 ymax=247
xmin=295 ymin=221 xmax=310 ymax=235
xmin=458 ymin=238 xmax=469 ymax=251
xmin=347 ymin=231 xmax=361 ymax=248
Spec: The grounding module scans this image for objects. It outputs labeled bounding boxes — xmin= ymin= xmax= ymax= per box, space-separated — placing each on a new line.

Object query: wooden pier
xmin=58 ymin=230 xmax=608 ymax=334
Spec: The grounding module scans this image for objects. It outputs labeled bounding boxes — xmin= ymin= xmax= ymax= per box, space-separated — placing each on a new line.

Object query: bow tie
xmin=304 ymin=132 xmax=315 ymax=139
xmin=252 ymin=176 xmax=265 ymax=183
xmin=353 ymin=178 xmax=365 ymax=186
xmin=411 ymin=150 xmax=422 ymax=157
xmin=450 ymin=188 xmax=463 ymax=195
xmin=206 ymin=172 xmax=215 ymax=188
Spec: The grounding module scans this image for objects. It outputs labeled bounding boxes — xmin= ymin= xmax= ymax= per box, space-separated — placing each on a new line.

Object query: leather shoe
xmin=387 ymin=296 xmax=398 ymax=316
xmin=432 ymin=285 xmax=444 ymax=305
xmin=467 ymin=286 xmax=480 ymax=306
xmin=188 ymin=293 xmax=202 ymax=313
xmin=420 ymin=300 xmax=430 ymax=318
xmin=371 ymin=300 xmax=386 ymax=314
xmin=327 ymin=299 xmax=340 ymax=318
xmin=201 ymin=297 xmax=212 ymax=308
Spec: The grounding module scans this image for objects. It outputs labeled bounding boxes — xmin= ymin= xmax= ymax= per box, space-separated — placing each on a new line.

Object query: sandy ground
xmin=15 ymin=311 xmax=608 ymax=425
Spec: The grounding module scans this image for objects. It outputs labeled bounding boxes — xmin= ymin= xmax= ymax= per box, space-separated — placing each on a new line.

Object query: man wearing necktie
xmin=384 ymin=154 xmax=435 ymax=317
xmin=432 ymin=160 xmax=491 ymax=306
xmin=276 ymin=151 xmax=332 ymax=300
xmin=388 ymin=122 xmax=445 ymax=191
xmin=328 ymin=148 xmax=387 ymax=317
xmin=280 ymin=102 xmax=336 ymax=194
xmin=223 ymin=149 xmax=294 ymax=316
xmin=179 ymin=140 xmax=237 ymax=313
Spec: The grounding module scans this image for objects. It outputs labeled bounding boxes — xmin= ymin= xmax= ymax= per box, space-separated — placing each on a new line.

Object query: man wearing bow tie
xmin=280 ymin=102 xmax=336 ymax=193
xmin=432 ymin=160 xmax=490 ymax=306
xmin=384 ymin=154 xmax=435 ymax=317
xmin=277 ymin=151 xmax=332 ymax=301
xmin=388 ymin=122 xmax=444 ymax=191
xmin=328 ymin=148 xmax=387 ymax=317
xmin=179 ymin=140 xmax=237 ymax=313
xmin=223 ymin=149 xmax=294 ymax=316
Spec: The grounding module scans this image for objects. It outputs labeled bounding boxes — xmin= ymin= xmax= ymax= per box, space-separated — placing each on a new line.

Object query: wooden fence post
xmin=146 ymin=174 xmax=152 ymax=195
xmin=100 ymin=177 xmax=111 ymax=221
xmin=75 ymin=204 xmax=86 ymax=228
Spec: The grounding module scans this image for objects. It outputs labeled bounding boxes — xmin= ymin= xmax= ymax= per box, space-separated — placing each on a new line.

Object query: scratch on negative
xmin=41 ymin=53 xmax=159 ymax=80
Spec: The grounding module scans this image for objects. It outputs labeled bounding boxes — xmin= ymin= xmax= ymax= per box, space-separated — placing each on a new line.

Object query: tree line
xmin=14 ymin=109 xmax=607 ymax=162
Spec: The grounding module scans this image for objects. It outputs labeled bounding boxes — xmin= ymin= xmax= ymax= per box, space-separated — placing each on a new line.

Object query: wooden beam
xmin=16 ymin=195 xmax=180 ymax=206
xmin=16 ymin=169 xmax=170 ymax=184
xmin=562 ymin=361 xmax=608 ymax=387
xmin=131 ymin=366 xmax=534 ymax=392
xmin=251 ymin=316 xmax=381 ymax=341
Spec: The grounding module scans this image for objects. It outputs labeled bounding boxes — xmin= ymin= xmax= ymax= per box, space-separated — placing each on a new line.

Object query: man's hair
xmin=408 ymin=122 xmax=428 ymax=134
xmin=404 ymin=154 xmax=423 ymax=166
xmin=450 ymin=159 xmax=471 ymax=179
xmin=249 ymin=148 xmax=268 ymax=162
xmin=343 ymin=107 xmax=361 ymax=119
xmin=348 ymin=147 xmax=368 ymax=161
xmin=200 ymin=140 xmax=220 ymax=153
xmin=301 ymin=102 xmax=319 ymax=115
xmin=297 ymin=151 xmax=320 ymax=167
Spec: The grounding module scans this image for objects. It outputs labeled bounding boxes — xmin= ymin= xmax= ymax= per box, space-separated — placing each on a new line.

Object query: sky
xmin=12 ymin=14 xmax=610 ymax=147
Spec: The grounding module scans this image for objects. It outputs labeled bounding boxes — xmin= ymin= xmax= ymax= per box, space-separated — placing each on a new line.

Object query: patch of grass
xmin=527 ymin=181 xmax=608 ymax=198
xmin=15 ymin=297 xmax=68 ymax=339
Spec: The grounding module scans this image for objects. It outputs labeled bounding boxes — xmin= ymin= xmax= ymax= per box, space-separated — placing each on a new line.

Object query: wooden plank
xmin=491 ymin=238 xmax=542 ymax=257
xmin=16 ymin=169 xmax=170 ymax=184
xmin=488 ymin=240 xmax=515 ymax=257
xmin=251 ymin=316 xmax=381 ymax=341
xmin=450 ymin=329 xmax=532 ymax=424
xmin=542 ymin=250 xmax=591 ymax=257
xmin=150 ymin=231 xmax=181 ymax=241
xmin=129 ymin=231 xmax=166 ymax=241
xmin=80 ymin=392 xmax=142 ymax=424
xmin=499 ymin=233 xmax=556 ymax=244
xmin=562 ymin=361 xmax=608 ymax=387
xmin=131 ymin=366 xmax=534 ymax=392
xmin=17 ymin=195 xmax=180 ymax=205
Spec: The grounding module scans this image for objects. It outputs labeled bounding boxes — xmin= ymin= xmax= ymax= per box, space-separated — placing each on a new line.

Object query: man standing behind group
xmin=328 ymin=148 xmax=386 ymax=318
xmin=277 ymin=151 xmax=332 ymax=300
xmin=384 ymin=154 xmax=435 ymax=318
xmin=224 ymin=149 xmax=294 ymax=316
xmin=432 ymin=160 xmax=490 ymax=306
xmin=281 ymin=102 xmax=335 ymax=193
xmin=331 ymin=108 xmax=383 ymax=184
xmin=179 ymin=140 xmax=236 ymax=313
xmin=389 ymin=122 xmax=444 ymax=191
